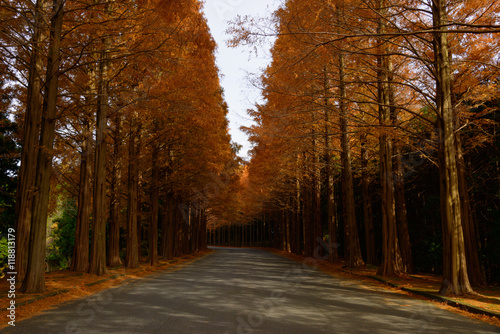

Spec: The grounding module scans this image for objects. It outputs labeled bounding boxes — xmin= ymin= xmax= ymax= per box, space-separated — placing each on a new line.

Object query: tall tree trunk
xmin=149 ymin=125 xmax=159 ymax=266
xmin=21 ymin=0 xmax=64 ymax=293
xmin=192 ymin=208 xmax=199 ymax=252
xmin=166 ymin=192 xmax=175 ymax=260
xmin=108 ymin=115 xmax=123 ymax=267
xmin=159 ymin=194 xmax=168 ymax=258
xmin=324 ymin=67 xmax=338 ymax=262
xmin=174 ymin=197 xmax=182 ymax=257
xmin=392 ymin=132 xmax=414 ymax=273
xmin=312 ymin=112 xmax=322 ymax=258
xmin=88 ymin=20 xmax=110 ymax=276
xmin=289 ymin=195 xmax=297 ymax=253
xmin=377 ymin=70 xmax=402 ymax=276
xmin=389 ymin=58 xmax=414 ymax=274
xmin=432 ymin=0 xmax=473 ymax=295
xmin=285 ymin=207 xmax=291 ymax=252
xmin=376 ymin=3 xmax=403 ymax=276
xmin=339 ymin=50 xmax=364 ymax=268
xmin=455 ymin=134 xmax=486 ymax=286
xmin=302 ymin=155 xmax=313 ymax=256
xmin=198 ymin=212 xmax=203 ymax=250
xmin=394 ymin=147 xmax=414 ymax=272
xmin=295 ymin=160 xmax=303 ymax=255
xmin=200 ymin=210 xmax=207 ymax=250
xmin=72 ymin=113 xmax=92 ymax=272
xmin=126 ymin=114 xmax=139 ymax=269
xmin=183 ymin=204 xmax=190 ymax=254
xmin=217 ymin=225 xmax=221 ymax=246
xmin=136 ymin=130 xmax=143 ymax=261
xmin=16 ymin=0 xmax=47 ymax=283
xmin=361 ymin=131 xmax=377 ymax=265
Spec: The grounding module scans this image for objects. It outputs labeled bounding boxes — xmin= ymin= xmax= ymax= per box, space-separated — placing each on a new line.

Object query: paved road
xmin=2 ymin=248 xmax=499 ymax=333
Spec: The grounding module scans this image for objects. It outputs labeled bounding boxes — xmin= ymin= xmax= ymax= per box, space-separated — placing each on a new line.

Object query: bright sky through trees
xmin=203 ymin=0 xmax=280 ymax=159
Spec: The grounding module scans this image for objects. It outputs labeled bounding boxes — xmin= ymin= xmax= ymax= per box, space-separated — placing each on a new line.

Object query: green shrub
xmin=47 ymin=199 xmax=77 ymax=271
xmin=0 ymin=238 xmax=8 ymax=278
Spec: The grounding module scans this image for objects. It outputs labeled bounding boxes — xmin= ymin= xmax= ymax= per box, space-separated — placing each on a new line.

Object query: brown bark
xmin=285 ymin=207 xmax=291 ymax=252
xmin=312 ymin=113 xmax=322 ymax=258
xmin=197 ymin=210 xmax=202 ymax=251
xmin=393 ymin=143 xmax=414 ymax=273
xmin=339 ymin=50 xmax=364 ymax=268
xmin=455 ymin=134 xmax=486 ymax=287
xmin=195 ymin=210 xmax=201 ymax=250
xmin=72 ymin=113 xmax=92 ymax=272
xmin=21 ymin=0 xmax=64 ymax=293
xmin=376 ymin=3 xmax=403 ymax=277
xmin=200 ymin=211 xmax=207 ymax=250
xmin=361 ymin=132 xmax=377 ymax=265
xmin=294 ymin=162 xmax=302 ymax=255
xmin=108 ymin=115 xmax=123 ymax=267
xmin=377 ymin=97 xmax=402 ymax=276
xmin=217 ymin=223 xmax=221 ymax=246
xmin=324 ymin=67 xmax=338 ymax=262
xmin=433 ymin=0 xmax=473 ymax=295
xmin=125 ymin=114 xmax=139 ymax=269
xmin=159 ymin=193 xmax=167 ymax=258
xmin=302 ymin=156 xmax=313 ymax=256
xmin=136 ymin=131 xmax=143 ymax=260
xmin=183 ymin=204 xmax=190 ymax=254
xmin=289 ymin=195 xmax=297 ymax=253
xmin=15 ymin=0 xmax=47 ymax=284
xmin=149 ymin=127 xmax=159 ymax=265
xmin=88 ymin=20 xmax=110 ymax=276
xmin=174 ymin=197 xmax=182 ymax=257
xmin=389 ymin=58 xmax=414 ymax=274
xmin=166 ymin=192 xmax=175 ymax=260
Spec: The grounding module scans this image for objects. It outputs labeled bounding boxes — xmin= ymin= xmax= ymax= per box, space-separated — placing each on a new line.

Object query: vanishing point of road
xmin=2 ymin=247 xmax=499 ymax=334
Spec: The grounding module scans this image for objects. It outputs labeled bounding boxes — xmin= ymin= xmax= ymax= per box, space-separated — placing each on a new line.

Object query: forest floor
xmin=0 ymin=250 xmax=213 ymax=329
xmin=270 ymin=249 xmax=500 ymax=327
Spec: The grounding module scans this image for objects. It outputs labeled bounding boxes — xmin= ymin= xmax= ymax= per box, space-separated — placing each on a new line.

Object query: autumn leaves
xmin=232 ymin=0 xmax=499 ymax=295
xmin=2 ymin=0 xmax=498 ymax=298
xmin=3 ymin=0 xmax=235 ymax=293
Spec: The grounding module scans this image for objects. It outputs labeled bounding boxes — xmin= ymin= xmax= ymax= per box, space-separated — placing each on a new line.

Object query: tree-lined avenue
xmin=1 ymin=248 xmax=498 ymax=333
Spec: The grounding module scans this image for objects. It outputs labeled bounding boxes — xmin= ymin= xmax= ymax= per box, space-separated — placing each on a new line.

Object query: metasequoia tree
xmin=88 ymin=0 xmax=113 ymax=276
xmin=323 ymin=67 xmax=338 ymax=262
xmin=374 ymin=0 xmax=498 ymax=293
xmin=108 ymin=114 xmax=123 ymax=267
xmin=149 ymin=121 xmax=160 ymax=266
xmin=72 ymin=111 xmax=92 ymax=272
xmin=230 ymin=0 xmax=367 ymax=263
xmin=229 ymin=0 xmax=499 ymax=292
xmin=375 ymin=0 xmax=404 ymax=276
xmin=125 ymin=111 xmax=140 ymax=269
xmin=3 ymin=0 xmax=235 ymax=290
xmin=431 ymin=0 xmax=470 ymax=295
xmin=13 ymin=0 xmax=47 ymax=284
xmin=335 ymin=7 xmax=364 ymax=267
xmin=21 ymin=0 xmax=65 ymax=293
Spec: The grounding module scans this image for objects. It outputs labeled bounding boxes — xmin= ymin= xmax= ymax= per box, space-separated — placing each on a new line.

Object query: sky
xmin=202 ymin=0 xmax=280 ymax=160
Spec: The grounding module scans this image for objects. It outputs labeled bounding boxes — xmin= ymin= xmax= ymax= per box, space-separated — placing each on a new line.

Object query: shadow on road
xmin=2 ymin=248 xmax=498 ymax=333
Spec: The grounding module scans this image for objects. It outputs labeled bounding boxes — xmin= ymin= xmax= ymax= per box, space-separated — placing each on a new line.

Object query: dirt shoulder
xmin=0 ymin=250 xmax=213 ymax=329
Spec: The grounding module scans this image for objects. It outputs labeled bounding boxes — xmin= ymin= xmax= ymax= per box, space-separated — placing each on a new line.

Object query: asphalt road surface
xmin=2 ymin=247 xmax=499 ymax=334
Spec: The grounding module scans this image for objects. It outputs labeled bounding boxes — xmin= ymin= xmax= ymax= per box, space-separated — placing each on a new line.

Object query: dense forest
xmin=210 ymin=0 xmax=500 ymax=296
xmin=0 ymin=0 xmax=499 ymax=298
xmin=0 ymin=0 xmax=240 ymax=294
